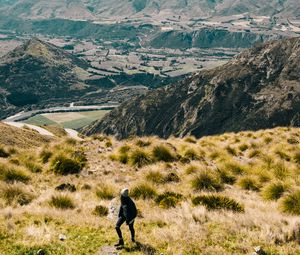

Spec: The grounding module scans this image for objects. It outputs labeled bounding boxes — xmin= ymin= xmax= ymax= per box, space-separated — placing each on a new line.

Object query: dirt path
xmin=4 ymin=121 xmax=55 ymax=137
xmin=98 ymin=245 xmax=119 ymax=255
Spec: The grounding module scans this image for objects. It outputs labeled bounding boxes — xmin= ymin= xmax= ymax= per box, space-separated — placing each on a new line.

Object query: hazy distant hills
xmin=0 ymin=38 xmax=91 ymax=118
xmin=84 ymin=37 xmax=300 ymax=138
xmin=0 ymin=0 xmax=299 ymax=20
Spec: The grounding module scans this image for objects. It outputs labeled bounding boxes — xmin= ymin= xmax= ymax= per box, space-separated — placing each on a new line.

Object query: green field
xmin=24 ymin=110 xmax=110 ymax=130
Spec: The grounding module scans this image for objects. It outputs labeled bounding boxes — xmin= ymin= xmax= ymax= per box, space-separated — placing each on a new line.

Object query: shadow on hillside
xmin=122 ymin=241 xmax=156 ymax=255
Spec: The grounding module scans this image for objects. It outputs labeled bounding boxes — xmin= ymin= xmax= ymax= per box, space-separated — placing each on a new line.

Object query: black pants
xmin=115 ymin=217 xmax=135 ymax=240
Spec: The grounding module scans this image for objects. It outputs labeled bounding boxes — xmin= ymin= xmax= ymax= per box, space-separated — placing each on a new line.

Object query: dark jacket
xmin=118 ymin=196 xmax=137 ymax=222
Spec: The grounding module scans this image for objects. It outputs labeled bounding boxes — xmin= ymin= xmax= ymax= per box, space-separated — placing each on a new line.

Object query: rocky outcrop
xmin=84 ymin=37 xmax=300 ymax=139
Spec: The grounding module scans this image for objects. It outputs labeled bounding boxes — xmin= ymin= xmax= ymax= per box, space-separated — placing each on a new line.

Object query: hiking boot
xmin=114 ymin=239 xmax=124 ymax=247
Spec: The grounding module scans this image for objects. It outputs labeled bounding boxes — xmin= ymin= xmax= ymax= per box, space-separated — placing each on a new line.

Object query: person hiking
xmin=115 ymin=188 xmax=137 ymax=247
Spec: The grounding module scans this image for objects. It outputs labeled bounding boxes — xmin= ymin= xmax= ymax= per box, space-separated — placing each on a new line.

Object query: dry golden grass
xmin=0 ymin=123 xmax=52 ymax=148
xmin=0 ymin=127 xmax=300 ymax=254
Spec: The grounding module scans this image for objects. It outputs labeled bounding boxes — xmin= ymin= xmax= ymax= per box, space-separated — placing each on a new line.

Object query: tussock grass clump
xmin=40 ymin=150 xmax=53 ymax=163
xmin=293 ymin=152 xmax=300 ymax=164
xmin=130 ymin=184 xmax=157 ymax=200
xmin=273 ymin=162 xmax=289 ymax=180
xmin=119 ymin=145 xmax=131 ymax=154
xmin=238 ymin=144 xmax=249 ymax=152
xmin=275 ymin=150 xmax=291 ymax=161
xmin=135 ymin=139 xmax=151 ymax=147
xmin=238 ymin=176 xmax=260 ymax=191
xmin=24 ymin=161 xmax=42 ymax=173
xmin=224 ymin=162 xmax=246 ymax=175
xmin=163 ymin=172 xmax=180 ymax=183
xmin=0 ymin=184 xmax=34 ymax=206
xmin=129 ymin=149 xmax=152 ymax=167
xmin=96 ymin=185 xmax=115 ymax=200
xmin=185 ymin=165 xmax=198 ymax=175
xmin=184 ymin=136 xmax=197 ymax=144
xmin=225 ymin=146 xmax=237 ymax=156
xmin=93 ymin=205 xmax=109 ymax=217
xmin=0 ymin=146 xmax=9 ymax=158
xmin=192 ymin=194 xmax=244 ymax=212
xmin=181 ymin=148 xmax=200 ymax=162
xmin=145 ymin=171 xmax=164 ymax=184
xmin=0 ymin=164 xmax=30 ymax=183
xmin=262 ymin=182 xmax=287 ymax=201
xmin=155 ymin=192 xmax=183 ymax=209
xmin=50 ymin=154 xmax=83 ymax=175
xmin=49 ymin=195 xmax=75 ymax=210
xmin=217 ymin=169 xmax=236 ymax=185
xmin=152 ymin=145 xmax=175 ymax=162
xmin=280 ymin=191 xmax=300 ymax=215
xmin=192 ymin=171 xmax=223 ymax=192
xmin=248 ymin=149 xmax=261 ymax=158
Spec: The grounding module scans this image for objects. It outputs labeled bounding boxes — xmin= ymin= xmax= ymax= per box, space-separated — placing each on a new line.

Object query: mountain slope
xmin=0 ymin=38 xmax=90 ymax=118
xmin=84 ymin=37 xmax=300 ymax=138
xmin=0 ymin=0 xmax=299 ymax=20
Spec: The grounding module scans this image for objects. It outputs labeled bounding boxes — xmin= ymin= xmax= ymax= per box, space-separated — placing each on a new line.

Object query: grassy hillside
xmin=0 ymin=127 xmax=300 ymax=254
xmin=0 ymin=123 xmax=52 ymax=148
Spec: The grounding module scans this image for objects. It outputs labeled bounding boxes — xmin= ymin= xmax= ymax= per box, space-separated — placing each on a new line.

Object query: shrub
xmin=130 ymin=184 xmax=157 ymax=199
xmin=49 ymin=195 xmax=75 ymax=210
xmin=191 ymin=172 xmax=223 ymax=192
xmin=238 ymin=176 xmax=260 ymax=191
xmin=0 ymin=146 xmax=9 ymax=158
xmin=129 ymin=149 xmax=152 ymax=167
xmin=145 ymin=171 xmax=164 ymax=184
xmin=96 ymin=185 xmax=115 ymax=200
xmin=262 ymin=182 xmax=286 ymax=201
xmin=72 ymin=150 xmax=87 ymax=168
xmin=0 ymin=164 xmax=30 ymax=183
xmin=40 ymin=150 xmax=53 ymax=163
xmin=0 ymin=184 xmax=34 ymax=206
xmin=155 ymin=192 xmax=183 ymax=209
xmin=152 ymin=145 xmax=175 ymax=162
xmin=192 ymin=194 xmax=244 ymax=212
xmin=135 ymin=140 xmax=151 ymax=147
xmin=93 ymin=205 xmax=109 ymax=217
xmin=281 ymin=191 xmax=300 ymax=215
xmin=50 ymin=155 xmax=83 ymax=175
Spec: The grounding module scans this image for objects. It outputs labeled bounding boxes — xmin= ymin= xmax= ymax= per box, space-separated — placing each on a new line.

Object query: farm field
xmin=24 ymin=110 xmax=110 ymax=130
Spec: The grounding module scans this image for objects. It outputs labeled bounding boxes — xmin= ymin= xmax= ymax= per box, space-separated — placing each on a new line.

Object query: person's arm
xmin=122 ymin=204 xmax=129 ymax=223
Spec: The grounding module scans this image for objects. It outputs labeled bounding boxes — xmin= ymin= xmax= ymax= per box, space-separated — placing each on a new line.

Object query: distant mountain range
xmin=0 ymin=38 xmax=91 ymax=118
xmin=84 ymin=37 xmax=300 ymax=138
xmin=0 ymin=0 xmax=299 ymax=20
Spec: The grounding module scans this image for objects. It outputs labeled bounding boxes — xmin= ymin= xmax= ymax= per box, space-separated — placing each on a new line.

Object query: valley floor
xmin=0 ymin=127 xmax=300 ymax=254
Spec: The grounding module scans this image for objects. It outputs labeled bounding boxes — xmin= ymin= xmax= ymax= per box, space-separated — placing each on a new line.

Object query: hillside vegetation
xmin=85 ymin=37 xmax=300 ymax=139
xmin=0 ymin=127 xmax=299 ymax=254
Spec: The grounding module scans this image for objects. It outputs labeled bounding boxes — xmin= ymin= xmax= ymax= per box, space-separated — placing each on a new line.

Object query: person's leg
xmin=115 ymin=217 xmax=126 ymax=246
xmin=128 ymin=220 xmax=135 ymax=242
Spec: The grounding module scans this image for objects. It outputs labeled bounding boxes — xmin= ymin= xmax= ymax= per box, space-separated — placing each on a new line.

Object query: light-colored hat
xmin=121 ymin=188 xmax=129 ymax=197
